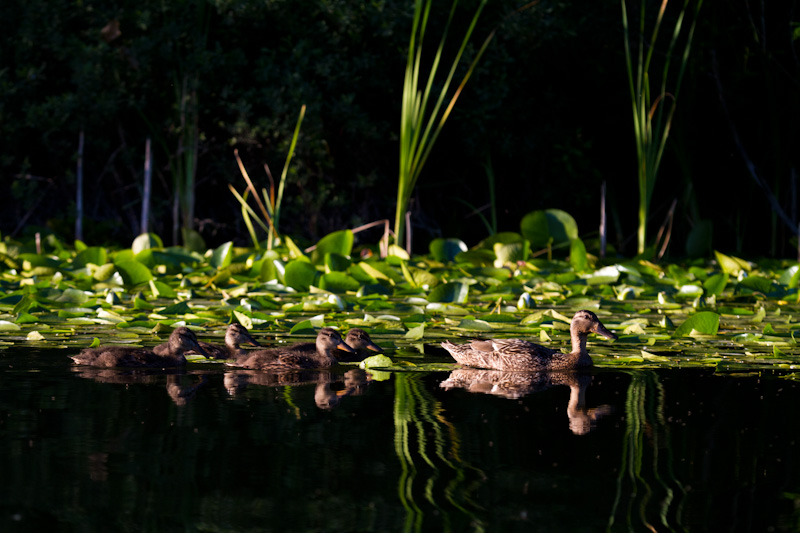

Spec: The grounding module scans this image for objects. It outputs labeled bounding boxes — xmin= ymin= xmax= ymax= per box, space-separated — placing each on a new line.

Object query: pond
xmin=1 ymin=345 xmax=799 ymax=532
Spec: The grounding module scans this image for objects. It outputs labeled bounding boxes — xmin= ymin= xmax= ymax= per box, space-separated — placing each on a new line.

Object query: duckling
xmin=441 ymin=310 xmax=617 ymax=371
xmin=182 ymin=323 xmax=261 ymax=359
xmin=227 ymin=327 xmax=356 ymax=370
xmin=70 ymin=327 xmax=209 ymax=368
xmin=340 ymin=328 xmax=383 ymax=362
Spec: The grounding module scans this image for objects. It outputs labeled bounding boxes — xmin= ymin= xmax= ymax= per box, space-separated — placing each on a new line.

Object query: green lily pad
xmin=116 ymin=260 xmax=153 ymax=286
xmin=284 ymin=260 xmax=318 ymax=292
xmin=674 ymin=311 xmax=720 ymax=337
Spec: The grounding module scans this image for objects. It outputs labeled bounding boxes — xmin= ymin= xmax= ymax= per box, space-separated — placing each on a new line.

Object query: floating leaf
xmin=457 ymin=319 xmax=493 ymax=331
xmin=319 ymin=271 xmax=360 ymax=293
xmin=132 ymin=233 xmax=163 ymax=254
xmin=430 ymin=238 xmax=468 ymax=263
xmin=311 ymin=230 xmax=353 ymax=264
xmin=359 ymin=354 xmax=394 ymax=369
xmin=0 ymin=321 xmax=21 ymax=331
xmin=182 ymin=228 xmax=206 ymax=253
xmin=714 ymin=250 xmax=751 ymax=275
xmin=569 ymin=238 xmax=588 ymax=272
xmin=493 ymin=241 xmax=529 ymax=265
xmin=115 ymin=260 xmax=153 ymax=286
xmin=405 ymin=323 xmax=425 ymax=340
xmin=674 ymin=312 xmax=720 ymax=337
xmin=209 ymin=241 xmax=234 ymax=270
xmin=73 ymin=247 xmax=107 ymax=268
xmin=703 ymin=272 xmax=728 ymax=296
xmin=587 ymin=265 xmax=620 ymax=285
xmin=521 ymin=209 xmax=578 ymax=249
xmin=284 ymin=260 xmax=318 ymax=292
xmin=26 ymin=331 xmax=45 ymax=341
xmin=160 ymin=301 xmax=191 ymax=315
xmin=233 ymin=310 xmax=253 ymax=330
xmin=428 ymin=282 xmax=468 ymax=303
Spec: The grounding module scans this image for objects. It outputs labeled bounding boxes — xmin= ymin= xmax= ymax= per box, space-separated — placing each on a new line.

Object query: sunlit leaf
xmin=0 ymin=321 xmax=21 ymax=331
xmin=233 ymin=310 xmax=253 ymax=330
xmin=674 ymin=311 xmax=720 ymax=337
xmin=132 ymin=233 xmax=163 ymax=254
xmin=116 ymin=260 xmax=153 ymax=286
xmin=714 ymin=250 xmax=751 ymax=275
xmin=209 ymin=241 xmax=233 ymax=270
xmin=587 ymin=265 xmax=620 ymax=285
xmin=457 ymin=319 xmax=493 ymax=331
xmin=493 ymin=241 xmax=529 ymax=265
xmin=284 ymin=260 xmax=318 ymax=292
xmin=319 ymin=271 xmax=360 ymax=293
xmin=311 ymin=230 xmax=353 ymax=264
xmin=360 ymin=354 xmax=394 ymax=369
xmin=405 ymin=323 xmax=425 ymax=340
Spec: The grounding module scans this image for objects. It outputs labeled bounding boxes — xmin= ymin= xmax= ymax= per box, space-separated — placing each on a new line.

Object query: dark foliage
xmin=1 ymin=0 xmax=798 ymax=257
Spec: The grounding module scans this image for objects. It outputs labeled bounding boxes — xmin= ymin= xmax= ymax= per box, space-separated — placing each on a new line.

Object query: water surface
xmin=1 ymin=347 xmax=798 ymax=532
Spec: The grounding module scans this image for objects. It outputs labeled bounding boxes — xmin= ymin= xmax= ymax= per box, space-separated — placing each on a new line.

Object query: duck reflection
xmin=222 ymin=368 xmax=371 ymax=410
xmin=440 ymin=369 xmax=611 ymax=435
xmin=71 ymin=367 xmax=209 ymax=406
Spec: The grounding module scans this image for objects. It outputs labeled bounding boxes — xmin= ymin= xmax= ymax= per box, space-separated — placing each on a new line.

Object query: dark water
xmin=1 ymin=347 xmax=799 ymax=532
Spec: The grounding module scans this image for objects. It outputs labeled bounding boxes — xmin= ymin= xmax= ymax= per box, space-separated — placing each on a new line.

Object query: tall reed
xmin=621 ymin=0 xmax=702 ymax=255
xmin=395 ymin=0 xmax=494 ymax=253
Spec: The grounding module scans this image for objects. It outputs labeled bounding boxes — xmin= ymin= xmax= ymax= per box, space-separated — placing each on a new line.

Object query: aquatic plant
xmin=230 ymin=105 xmax=307 ymax=250
xmin=395 ymin=0 xmax=494 ymax=253
xmin=621 ymin=0 xmax=703 ymax=255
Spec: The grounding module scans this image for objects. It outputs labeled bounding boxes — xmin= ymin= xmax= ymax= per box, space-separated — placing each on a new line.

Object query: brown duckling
xmin=70 ymin=327 xmax=210 ymax=368
xmin=340 ymin=328 xmax=383 ymax=362
xmin=227 ymin=327 xmax=356 ymax=370
xmin=182 ymin=323 xmax=261 ymax=359
xmin=441 ymin=310 xmax=617 ymax=372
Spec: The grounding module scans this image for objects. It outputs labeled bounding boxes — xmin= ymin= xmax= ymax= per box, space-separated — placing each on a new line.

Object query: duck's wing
xmin=486 ymin=338 xmax=555 ymax=356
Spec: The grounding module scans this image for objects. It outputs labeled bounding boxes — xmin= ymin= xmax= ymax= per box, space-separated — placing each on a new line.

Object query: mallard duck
xmin=182 ymin=323 xmax=261 ymax=359
xmin=340 ymin=328 xmax=383 ymax=362
xmin=441 ymin=310 xmax=617 ymax=371
xmin=70 ymin=327 xmax=209 ymax=368
xmin=227 ymin=327 xmax=356 ymax=370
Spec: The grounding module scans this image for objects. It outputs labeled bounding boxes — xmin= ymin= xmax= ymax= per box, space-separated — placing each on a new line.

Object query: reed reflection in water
xmin=608 ymin=370 xmax=685 ymax=532
xmin=393 ymin=372 xmax=487 ymax=532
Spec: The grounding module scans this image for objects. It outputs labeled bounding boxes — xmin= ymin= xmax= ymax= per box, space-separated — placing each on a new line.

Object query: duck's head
xmin=170 ymin=327 xmax=210 ymax=358
xmin=317 ymin=327 xmax=357 ymax=357
xmin=226 ymin=323 xmax=261 ymax=347
xmin=345 ymin=328 xmax=383 ymax=353
xmin=570 ymin=310 xmax=617 ymax=340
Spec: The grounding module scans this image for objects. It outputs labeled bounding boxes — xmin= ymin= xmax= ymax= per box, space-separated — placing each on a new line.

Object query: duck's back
xmin=442 ymin=338 xmax=562 ymax=371
xmin=233 ymin=344 xmax=333 ymax=370
xmin=73 ymin=346 xmax=182 ymax=368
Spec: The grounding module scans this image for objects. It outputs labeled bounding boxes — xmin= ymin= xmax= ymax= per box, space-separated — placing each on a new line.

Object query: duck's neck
xmin=569 ymin=331 xmax=592 ymax=366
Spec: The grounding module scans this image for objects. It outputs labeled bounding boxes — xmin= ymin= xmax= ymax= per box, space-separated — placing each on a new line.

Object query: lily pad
xmin=674 ymin=311 xmax=720 ymax=337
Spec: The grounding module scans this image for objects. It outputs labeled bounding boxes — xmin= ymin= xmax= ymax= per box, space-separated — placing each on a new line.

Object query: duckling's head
xmin=170 ymin=327 xmax=210 ymax=358
xmin=570 ymin=310 xmax=617 ymax=340
xmin=345 ymin=328 xmax=383 ymax=353
xmin=226 ymin=323 xmax=261 ymax=348
xmin=317 ymin=327 xmax=356 ymax=357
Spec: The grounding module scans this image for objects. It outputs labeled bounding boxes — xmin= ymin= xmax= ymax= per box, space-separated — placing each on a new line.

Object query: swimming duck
xmin=70 ymin=327 xmax=210 ymax=368
xmin=340 ymin=328 xmax=383 ymax=362
xmin=182 ymin=323 xmax=261 ymax=359
xmin=441 ymin=310 xmax=617 ymax=371
xmin=227 ymin=327 xmax=356 ymax=370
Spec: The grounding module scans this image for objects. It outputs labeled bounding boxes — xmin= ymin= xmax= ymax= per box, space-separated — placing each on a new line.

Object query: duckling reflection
xmin=222 ymin=368 xmax=371 ymax=409
xmin=439 ymin=369 xmax=612 ymax=435
xmin=72 ymin=367 xmax=209 ymax=406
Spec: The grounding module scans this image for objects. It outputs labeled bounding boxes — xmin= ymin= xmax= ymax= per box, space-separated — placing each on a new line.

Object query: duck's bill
xmin=595 ymin=324 xmax=618 ymax=341
xmin=191 ymin=341 xmax=212 ymax=358
xmin=337 ymin=341 xmax=357 ymax=354
xmin=245 ymin=334 xmax=262 ymax=347
xmin=364 ymin=341 xmax=383 ymax=353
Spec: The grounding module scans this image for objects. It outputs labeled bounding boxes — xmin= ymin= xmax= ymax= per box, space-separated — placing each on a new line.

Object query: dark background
xmin=1 ymin=0 xmax=798 ymax=258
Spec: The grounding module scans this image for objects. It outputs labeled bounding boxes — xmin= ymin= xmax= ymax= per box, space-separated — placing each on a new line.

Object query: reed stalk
xmin=621 ymin=0 xmax=702 ymax=255
xmin=395 ymin=0 xmax=494 ymax=253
